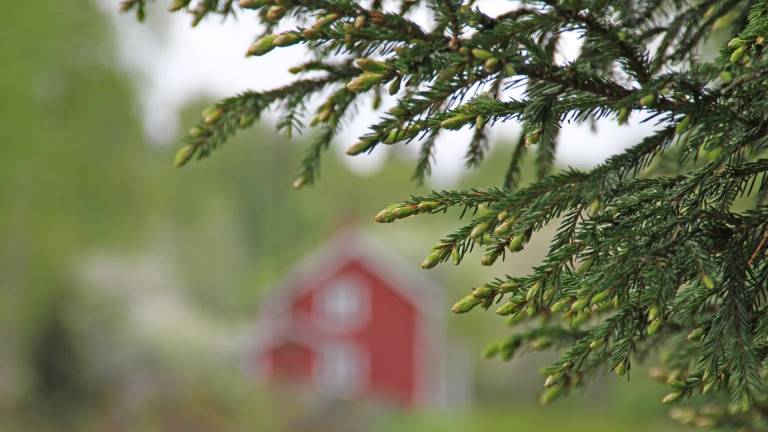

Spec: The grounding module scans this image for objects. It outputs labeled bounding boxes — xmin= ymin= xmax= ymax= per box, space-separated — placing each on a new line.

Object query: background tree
xmin=124 ymin=0 xmax=768 ymax=429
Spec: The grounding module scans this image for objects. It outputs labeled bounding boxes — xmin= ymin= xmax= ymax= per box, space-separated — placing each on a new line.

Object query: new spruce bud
xmin=470 ymin=221 xmax=491 ymax=240
xmin=265 ymin=5 xmax=285 ymax=21
xmin=526 ymin=281 xmax=542 ymax=301
xmin=452 ymin=294 xmax=482 ymax=314
xmin=525 ymin=304 xmax=537 ymax=316
xmin=384 ymin=128 xmax=404 ymax=144
xmin=273 ymin=32 xmax=301 ymax=47
xmin=169 ymin=0 xmax=188 ymax=12
xmin=693 ymin=417 xmax=715 ymax=428
xmin=292 ymin=175 xmax=308 ymax=190
xmin=647 ymin=367 xmax=667 ymax=382
xmin=539 ymin=385 xmax=563 ymax=405
xmin=202 ymin=107 xmax=223 ymax=124
xmin=302 ymin=27 xmax=320 ymax=39
xmin=544 ymin=373 xmax=561 ymax=388
xmin=188 ymin=125 xmax=207 ymax=138
xmin=669 ymin=407 xmax=696 ymax=425
xmin=346 ymin=139 xmax=376 ymax=156
xmin=481 ymin=248 xmax=502 ymax=266
xmin=496 ymin=301 xmax=519 ymax=316
xmin=346 ymin=73 xmax=385 ymax=93
xmin=239 ymin=112 xmax=256 ymax=128
xmin=494 ymin=218 xmax=516 ymax=236
xmin=174 ymin=145 xmax=194 ymax=167
xmin=239 ymin=0 xmax=266 ymax=8
xmin=550 ymin=298 xmax=571 ymax=313
xmin=498 ymin=281 xmax=516 ymax=294
xmin=391 ymin=204 xmax=418 ymax=219
xmin=508 ymin=233 xmax=526 ymax=252
xmin=577 ymin=257 xmax=594 ymax=274
xmin=471 ymin=48 xmax=493 ymax=60
xmin=570 ymin=297 xmax=590 ymax=311
xmin=247 ymin=34 xmax=277 ymax=56
xmin=719 ymin=70 xmax=733 ymax=83
xmin=662 ymin=392 xmax=682 ymax=404
xmin=665 ymin=369 xmax=681 ymax=384
xmin=589 ymin=338 xmax=605 ymax=350
xmin=613 ymin=362 xmax=626 ymax=376
xmin=484 ymin=57 xmax=499 ymax=72
xmin=506 ymin=312 xmax=525 ymax=325
xmin=732 ymin=395 xmax=751 ymax=413
xmin=355 ymin=58 xmax=391 ymax=74
xmin=504 ymin=64 xmax=516 ymax=76
xmin=190 ymin=9 xmax=205 ymax=27
xmin=588 ymin=198 xmax=602 ymax=215
xmin=700 ymin=273 xmax=715 ymax=289
xmin=354 ymin=14 xmax=366 ymax=30
xmin=314 ymin=13 xmax=340 ymax=28
xmin=316 ymin=107 xmax=333 ymax=123
xmin=687 ymin=327 xmax=705 ymax=342
xmin=570 ymin=310 xmax=591 ymax=328
xmin=727 ymin=37 xmax=744 ymax=48
xmin=647 ymin=318 xmax=663 ymax=335
xmin=648 ymin=304 xmax=660 ymax=321
xmin=639 ymin=93 xmax=656 ymax=106
xmin=542 ymin=286 xmax=556 ymax=303
xmin=617 ymin=107 xmax=630 ymax=124
xmin=593 ymin=301 xmax=612 ymax=313
xmin=530 ymin=337 xmax=552 ymax=350
xmin=421 ymin=248 xmax=444 ymax=269
xmin=483 ymin=344 xmax=499 ymax=359
xmin=472 ymin=286 xmax=495 ymax=299
xmin=440 ymin=114 xmax=473 ymax=130
xmin=450 ymin=245 xmax=461 ymax=265
xmin=590 ymin=288 xmax=612 ymax=305
xmin=417 ymin=201 xmax=440 ymax=211
xmin=675 ymin=116 xmax=690 ymax=135
xmin=730 ymin=46 xmax=745 ymax=64
xmin=374 ymin=204 xmax=399 ymax=223
xmin=388 ymin=76 xmax=402 ymax=95
xmin=525 ymin=129 xmax=542 ymax=145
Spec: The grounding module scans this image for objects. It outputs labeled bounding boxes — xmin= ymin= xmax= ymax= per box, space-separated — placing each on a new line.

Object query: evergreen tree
xmin=125 ymin=0 xmax=768 ymax=428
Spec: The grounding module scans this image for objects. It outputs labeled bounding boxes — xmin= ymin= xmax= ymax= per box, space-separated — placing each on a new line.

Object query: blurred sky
xmin=96 ymin=0 xmax=658 ymax=185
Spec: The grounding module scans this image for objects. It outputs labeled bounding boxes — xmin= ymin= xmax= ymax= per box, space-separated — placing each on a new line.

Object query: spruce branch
xmin=129 ymin=0 xmax=768 ymax=427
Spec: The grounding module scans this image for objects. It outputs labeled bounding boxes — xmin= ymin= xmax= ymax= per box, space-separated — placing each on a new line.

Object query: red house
xmin=249 ymin=229 xmax=447 ymax=408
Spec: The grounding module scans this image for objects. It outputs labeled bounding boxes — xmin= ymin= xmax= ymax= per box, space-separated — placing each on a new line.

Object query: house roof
xmin=262 ymin=227 xmax=442 ymax=312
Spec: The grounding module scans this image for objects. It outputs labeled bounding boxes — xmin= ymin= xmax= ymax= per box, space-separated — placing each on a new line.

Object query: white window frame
xmin=314 ymin=274 xmax=370 ymax=332
xmin=314 ymin=342 xmax=367 ymax=398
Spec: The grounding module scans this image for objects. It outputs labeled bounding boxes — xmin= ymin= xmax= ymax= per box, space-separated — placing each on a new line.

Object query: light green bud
xmin=452 ymin=294 xmax=482 ymax=314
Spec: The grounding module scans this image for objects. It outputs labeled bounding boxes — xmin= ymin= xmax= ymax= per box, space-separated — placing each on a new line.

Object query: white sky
xmin=96 ymin=0 xmax=656 ymax=186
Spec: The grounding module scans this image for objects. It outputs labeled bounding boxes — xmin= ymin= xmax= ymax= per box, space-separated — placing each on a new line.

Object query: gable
xmin=288 ymin=258 xmax=419 ymax=333
xmin=258 ymin=229 xmax=442 ymax=322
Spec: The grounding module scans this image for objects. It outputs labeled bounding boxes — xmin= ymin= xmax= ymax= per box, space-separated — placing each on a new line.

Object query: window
xmin=316 ymin=275 xmax=368 ymax=329
xmin=315 ymin=343 xmax=366 ymax=397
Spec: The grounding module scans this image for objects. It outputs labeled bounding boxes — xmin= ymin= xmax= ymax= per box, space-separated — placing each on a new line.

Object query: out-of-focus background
xmin=1 ymin=1 xmax=687 ymax=431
